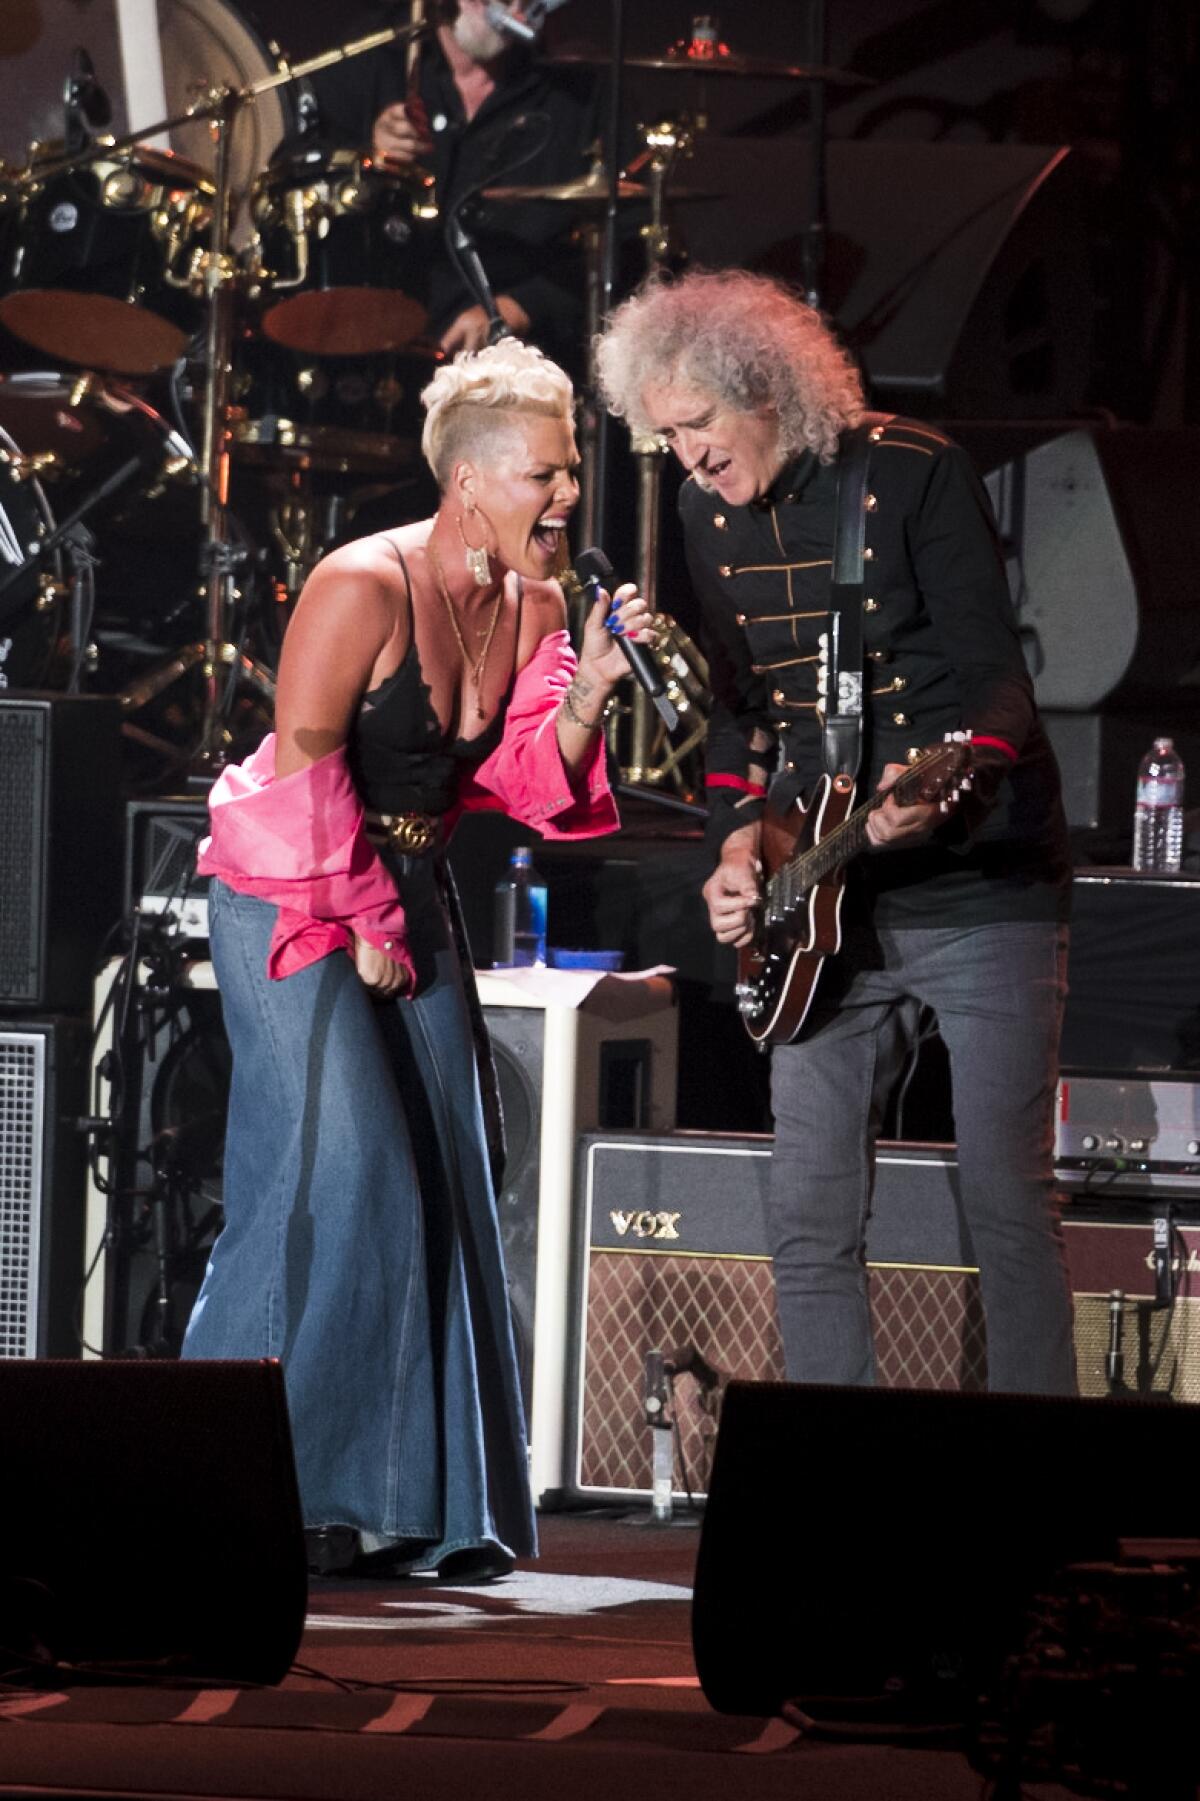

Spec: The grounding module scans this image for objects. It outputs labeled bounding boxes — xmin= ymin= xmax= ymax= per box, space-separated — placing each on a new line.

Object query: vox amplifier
xmin=563 ymin=1134 xmax=982 ymax=1506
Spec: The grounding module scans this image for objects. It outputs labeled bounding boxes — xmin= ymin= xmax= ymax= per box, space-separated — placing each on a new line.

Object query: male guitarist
xmin=596 ymin=270 xmax=1077 ymax=1394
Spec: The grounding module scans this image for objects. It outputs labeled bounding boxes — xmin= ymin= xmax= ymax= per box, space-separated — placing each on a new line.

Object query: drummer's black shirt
xmin=311 ymin=32 xmax=602 ymax=370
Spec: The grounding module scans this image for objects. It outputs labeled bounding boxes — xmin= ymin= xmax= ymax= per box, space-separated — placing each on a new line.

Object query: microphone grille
xmin=574 ymin=546 xmax=613 ymax=585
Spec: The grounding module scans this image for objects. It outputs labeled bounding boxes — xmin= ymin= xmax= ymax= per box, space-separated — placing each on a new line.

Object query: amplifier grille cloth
xmin=1074 ymin=1295 xmax=1200 ymax=1403
xmin=0 ymin=1034 xmax=41 ymax=1358
xmin=580 ymin=1251 xmax=988 ymax=1495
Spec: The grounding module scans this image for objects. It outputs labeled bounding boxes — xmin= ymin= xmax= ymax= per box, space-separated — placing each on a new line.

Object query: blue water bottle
xmin=493 ymin=846 xmax=548 ymax=967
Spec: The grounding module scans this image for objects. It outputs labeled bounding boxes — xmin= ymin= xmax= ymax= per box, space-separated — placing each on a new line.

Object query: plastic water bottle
xmin=493 ymin=846 xmax=548 ymax=967
xmin=1132 ymin=737 xmax=1185 ymax=873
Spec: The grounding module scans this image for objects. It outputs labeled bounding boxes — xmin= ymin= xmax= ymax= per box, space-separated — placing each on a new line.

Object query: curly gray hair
xmin=421 ymin=339 xmax=575 ymax=488
xmin=594 ymin=270 xmax=864 ymax=465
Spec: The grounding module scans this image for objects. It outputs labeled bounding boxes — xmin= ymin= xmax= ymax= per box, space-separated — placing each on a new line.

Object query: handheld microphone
xmin=484 ymin=0 xmax=571 ymax=42
xmin=573 ymin=546 xmax=678 ymax=730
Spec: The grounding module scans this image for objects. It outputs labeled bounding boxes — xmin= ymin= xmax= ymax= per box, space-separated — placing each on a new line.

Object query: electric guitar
xmin=735 ymin=734 xmax=975 ymax=1047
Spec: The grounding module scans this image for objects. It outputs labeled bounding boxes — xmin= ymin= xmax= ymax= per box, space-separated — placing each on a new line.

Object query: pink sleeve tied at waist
xmin=197 ymin=736 xmax=413 ymax=983
xmin=457 ymin=630 xmax=620 ymax=838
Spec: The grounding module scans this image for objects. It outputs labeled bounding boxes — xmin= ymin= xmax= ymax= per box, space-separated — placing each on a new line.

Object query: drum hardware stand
xmin=622 ymin=115 xmax=696 ymax=787
xmin=0 ymin=445 xmax=171 ymax=637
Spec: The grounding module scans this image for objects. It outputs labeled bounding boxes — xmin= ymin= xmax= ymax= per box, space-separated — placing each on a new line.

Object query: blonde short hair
xmin=420 ymin=339 xmax=575 ymax=488
xmin=595 ymin=270 xmax=864 ymax=466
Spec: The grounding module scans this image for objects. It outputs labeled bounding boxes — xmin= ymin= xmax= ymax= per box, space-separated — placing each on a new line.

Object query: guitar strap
xmin=822 ymin=411 xmax=893 ymax=780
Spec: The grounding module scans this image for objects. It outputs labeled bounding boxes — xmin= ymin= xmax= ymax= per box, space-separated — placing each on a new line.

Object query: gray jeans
xmin=768 ymin=919 xmax=1076 ymax=1394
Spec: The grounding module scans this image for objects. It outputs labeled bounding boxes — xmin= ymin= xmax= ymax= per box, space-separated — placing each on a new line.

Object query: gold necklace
xmin=426 ymin=534 xmax=506 ymax=721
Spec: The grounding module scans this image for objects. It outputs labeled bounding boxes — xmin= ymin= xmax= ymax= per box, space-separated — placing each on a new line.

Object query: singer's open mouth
xmin=533 ymin=519 xmax=567 ymax=553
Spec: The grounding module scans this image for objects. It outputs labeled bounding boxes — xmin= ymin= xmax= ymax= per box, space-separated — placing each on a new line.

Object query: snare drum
xmin=250 ymin=145 xmax=436 ymax=358
xmin=0 ymin=146 xmax=214 ymax=377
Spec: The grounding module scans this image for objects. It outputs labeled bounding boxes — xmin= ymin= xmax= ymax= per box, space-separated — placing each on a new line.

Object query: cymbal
xmin=548 ymin=49 xmax=874 ymax=88
xmin=483 ymin=172 xmax=648 ymax=205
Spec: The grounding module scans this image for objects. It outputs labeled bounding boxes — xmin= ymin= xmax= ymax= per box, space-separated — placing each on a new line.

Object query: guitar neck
xmin=768 ymin=761 xmax=938 ymax=906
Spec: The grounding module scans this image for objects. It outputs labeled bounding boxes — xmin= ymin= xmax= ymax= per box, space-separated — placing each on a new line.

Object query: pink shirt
xmin=198 ymin=630 xmax=618 ymax=980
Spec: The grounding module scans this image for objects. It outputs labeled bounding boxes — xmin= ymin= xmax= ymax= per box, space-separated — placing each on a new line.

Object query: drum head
xmin=263 ymin=289 xmax=430 ymax=359
xmin=1 ymin=291 xmax=191 ymax=379
xmin=159 ymin=0 xmax=293 ymax=245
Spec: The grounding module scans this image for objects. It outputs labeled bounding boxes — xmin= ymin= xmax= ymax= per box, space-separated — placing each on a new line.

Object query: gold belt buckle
xmin=383 ymin=813 xmax=438 ymax=853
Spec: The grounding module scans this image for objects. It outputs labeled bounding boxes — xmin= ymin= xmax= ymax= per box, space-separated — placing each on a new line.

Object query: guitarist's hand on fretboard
xmin=702 ymin=842 xmax=762 ymax=948
xmin=864 ymin=760 xmax=957 ymax=850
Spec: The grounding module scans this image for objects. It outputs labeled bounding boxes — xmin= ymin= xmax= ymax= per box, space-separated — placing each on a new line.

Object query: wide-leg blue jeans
xmin=182 ymin=863 xmax=535 ymax=1563
xmin=767 ymin=920 xmax=1076 ymax=1395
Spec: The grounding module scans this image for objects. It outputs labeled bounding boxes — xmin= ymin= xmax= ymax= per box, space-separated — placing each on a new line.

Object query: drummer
xmin=311 ymin=1 xmax=603 ymax=375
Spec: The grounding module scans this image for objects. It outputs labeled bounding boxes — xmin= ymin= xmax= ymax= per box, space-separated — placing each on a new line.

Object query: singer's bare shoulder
xmin=516 ymin=575 xmax=569 ymax=659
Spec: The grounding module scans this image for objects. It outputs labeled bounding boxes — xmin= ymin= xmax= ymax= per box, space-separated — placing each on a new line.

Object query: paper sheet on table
xmin=480 ymin=964 xmax=675 ymax=1010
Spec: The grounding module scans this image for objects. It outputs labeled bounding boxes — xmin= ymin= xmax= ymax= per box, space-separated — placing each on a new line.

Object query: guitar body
xmin=736 ymin=773 xmax=857 ymax=1047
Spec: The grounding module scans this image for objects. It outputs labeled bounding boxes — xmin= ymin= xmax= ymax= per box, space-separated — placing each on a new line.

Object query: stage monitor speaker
xmin=0 ymin=1015 xmax=90 ymax=1357
xmin=693 ymin=1379 xmax=1200 ymax=1718
xmin=566 ymin=1134 xmax=983 ymax=1504
xmin=0 ymin=695 xmax=122 ymax=1009
xmin=0 ymin=1359 xmax=306 ymax=1684
xmin=680 ymin=139 xmax=1094 ymax=418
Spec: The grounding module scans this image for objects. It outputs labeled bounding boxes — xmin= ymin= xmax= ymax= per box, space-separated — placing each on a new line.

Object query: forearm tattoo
xmin=560 ymin=675 xmax=605 ymax=732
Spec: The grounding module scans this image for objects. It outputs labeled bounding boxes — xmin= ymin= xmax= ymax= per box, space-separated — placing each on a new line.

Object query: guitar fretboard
xmin=764 ymin=749 xmax=961 ymax=925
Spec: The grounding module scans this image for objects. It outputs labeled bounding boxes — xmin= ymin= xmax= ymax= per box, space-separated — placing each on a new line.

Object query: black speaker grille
xmin=0 ymin=1030 xmax=43 ymax=1357
xmin=0 ymin=708 xmax=45 ymax=1004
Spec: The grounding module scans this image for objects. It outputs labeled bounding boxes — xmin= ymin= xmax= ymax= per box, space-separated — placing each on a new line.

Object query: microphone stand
xmin=445 ymin=211 xmax=511 ymax=345
xmin=587 ymin=0 xmax=626 ymax=552
xmin=800 ymin=0 xmax=829 ymax=308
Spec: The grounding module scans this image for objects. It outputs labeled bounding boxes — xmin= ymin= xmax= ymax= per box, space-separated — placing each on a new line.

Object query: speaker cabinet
xmin=0 ymin=696 xmax=122 ymax=1009
xmin=694 ymin=1380 xmax=1200 ymax=1718
xmin=0 ymin=1015 xmax=90 ymax=1356
xmin=475 ymin=972 xmax=678 ymax=1504
xmin=566 ymin=1134 xmax=982 ymax=1504
xmin=0 ymin=1359 xmax=306 ymax=1684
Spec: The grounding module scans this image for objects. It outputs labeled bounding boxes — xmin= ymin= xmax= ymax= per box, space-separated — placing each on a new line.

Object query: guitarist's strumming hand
xmin=703 ymin=830 xmax=762 ymax=948
xmin=865 ymin=761 xmax=952 ymax=850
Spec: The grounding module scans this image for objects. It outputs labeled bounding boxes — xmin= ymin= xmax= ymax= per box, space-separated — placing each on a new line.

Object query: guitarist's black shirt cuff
xmin=705 ymin=793 xmax=766 ymax=864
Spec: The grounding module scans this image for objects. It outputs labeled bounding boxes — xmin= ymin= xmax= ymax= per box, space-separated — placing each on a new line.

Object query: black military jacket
xmin=680 ymin=418 xmax=1070 ymax=924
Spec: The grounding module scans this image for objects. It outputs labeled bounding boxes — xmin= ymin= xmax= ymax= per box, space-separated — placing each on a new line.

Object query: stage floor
xmin=0 ymin=1512 xmax=1081 ymax=1801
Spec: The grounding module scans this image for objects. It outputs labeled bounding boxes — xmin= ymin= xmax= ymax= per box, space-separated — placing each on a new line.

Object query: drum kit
xmin=0 ymin=2 xmax=868 ymax=786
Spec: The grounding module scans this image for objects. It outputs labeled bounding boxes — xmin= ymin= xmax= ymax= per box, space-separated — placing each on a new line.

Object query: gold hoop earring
xmin=457 ymin=509 xmax=491 ymax=587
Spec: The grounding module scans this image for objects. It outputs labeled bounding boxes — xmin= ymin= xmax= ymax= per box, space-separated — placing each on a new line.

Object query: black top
xmin=310 ymin=28 xmax=602 ymax=367
xmin=681 ymin=418 xmax=1071 ymax=925
xmin=347 ymin=549 xmax=519 ymax=815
